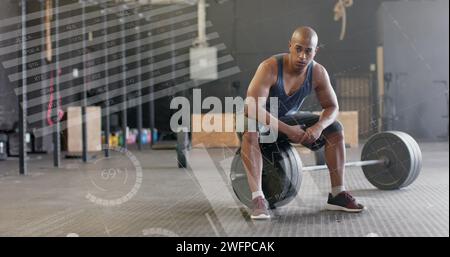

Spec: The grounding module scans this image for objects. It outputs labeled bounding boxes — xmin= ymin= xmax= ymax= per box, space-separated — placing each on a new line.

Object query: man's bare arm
xmin=312 ymin=64 xmax=339 ymax=130
xmin=245 ymin=59 xmax=291 ymax=134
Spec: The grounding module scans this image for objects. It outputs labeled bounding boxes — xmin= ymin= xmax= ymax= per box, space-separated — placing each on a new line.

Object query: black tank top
xmin=265 ymin=54 xmax=314 ymax=117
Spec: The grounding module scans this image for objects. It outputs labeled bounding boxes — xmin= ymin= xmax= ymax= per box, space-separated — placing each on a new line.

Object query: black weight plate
xmin=230 ymin=150 xmax=252 ymax=207
xmin=230 ymin=141 xmax=300 ymax=209
xmin=361 ymin=131 xmax=414 ymax=190
xmin=408 ymin=135 xmax=422 ymax=185
xmin=396 ymin=131 xmax=422 ymax=187
xmin=284 ymin=145 xmax=300 ymax=196
xmin=260 ymin=141 xmax=292 ymax=208
xmin=389 ymin=131 xmax=418 ymax=188
xmin=280 ymin=145 xmax=303 ymax=206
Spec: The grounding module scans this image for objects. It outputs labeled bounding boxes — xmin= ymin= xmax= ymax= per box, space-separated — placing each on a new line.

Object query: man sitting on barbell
xmin=240 ymin=26 xmax=365 ymax=220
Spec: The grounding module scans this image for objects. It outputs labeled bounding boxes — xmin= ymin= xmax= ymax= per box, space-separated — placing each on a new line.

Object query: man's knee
xmin=323 ymin=121 xmax=344 ymax=142
xmin=324 ymin=130 xmax=345 ymax=143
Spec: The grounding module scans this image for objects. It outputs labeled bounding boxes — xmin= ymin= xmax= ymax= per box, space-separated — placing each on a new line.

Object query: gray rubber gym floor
xmin=0 ymin=142 xmax=448 ymax=237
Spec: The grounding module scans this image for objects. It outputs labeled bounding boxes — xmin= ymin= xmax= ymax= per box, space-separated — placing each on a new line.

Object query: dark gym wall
xmin=1 ymin=0 xmax=447 ymax=141
xmin=205 ymin=0 xmax=448 ymax=140
xmin=206 ymin=0 xmax=383 ymax=105
xmin=0 ymin=0 xmax=20 ymax=131
xmin=378 ymin=0 xmax=449 ymax=141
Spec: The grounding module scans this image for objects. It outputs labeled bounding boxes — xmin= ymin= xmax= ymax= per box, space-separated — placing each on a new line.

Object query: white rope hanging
xmin=334 ymin=0 xmax=353 ymax=41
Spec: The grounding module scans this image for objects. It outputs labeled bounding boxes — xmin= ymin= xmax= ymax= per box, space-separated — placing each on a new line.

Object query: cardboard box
xmin=314 ymin=111 xmax=359 ymax=147
xmin=191 ymin=113 xmax=240 ymax=148
xmin=66 ymin=106 xmax=102 ymax=153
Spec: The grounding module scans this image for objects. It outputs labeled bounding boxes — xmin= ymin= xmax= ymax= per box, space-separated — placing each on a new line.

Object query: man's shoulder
xmin=312 ymin=61 xmax=328 ymax=78
xmin=312 ymin=61 xmax=325 ymax=70
xmin=261 ymin=55 xmax=281 ymax=66
xmin=256 ymin=56 xmax=279 ymax=74
xmin=261 ymin=52 xmax=288 ymax=63
xmin=252 ymin=56 xmax=281 ymax=86
xmin=261 ymin=53 xmax=288 ymax=70
xmin=311 ymin=61 xmax=332 ymax=89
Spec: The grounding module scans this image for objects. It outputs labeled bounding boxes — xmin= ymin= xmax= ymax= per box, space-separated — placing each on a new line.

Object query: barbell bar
xmin=231 ymin=159 xmax=387 ymax=179
xmin=302 ymin=159 xmax=386 ymax=171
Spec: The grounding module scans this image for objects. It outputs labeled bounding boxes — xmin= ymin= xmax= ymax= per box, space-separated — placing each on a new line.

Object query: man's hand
xmin=285 ymin=125 xmax=307 ymax=144
xmin=303 ymin=124 xmax=324 ymax=145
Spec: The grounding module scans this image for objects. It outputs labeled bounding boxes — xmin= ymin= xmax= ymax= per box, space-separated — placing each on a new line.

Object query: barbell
xmin=230 ymin=131 xmax=422 ymax=209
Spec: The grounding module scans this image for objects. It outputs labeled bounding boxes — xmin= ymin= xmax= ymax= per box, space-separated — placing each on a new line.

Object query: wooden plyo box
xmin=191 ymin=111 xmax=358 ymax=148
xmin=66 ymin=106 xmax=102 ymax=153
xmin=314 ymin=111 xmax=359 ymax=147
xmin=338 ymin=111 xmax=359 ymax=147
xmin=191 ymin=113 xmax=240 ymax=148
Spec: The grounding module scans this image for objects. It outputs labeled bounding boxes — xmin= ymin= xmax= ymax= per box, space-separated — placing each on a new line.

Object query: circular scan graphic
xmin=81 ymin=145 xmax=143 ymax=206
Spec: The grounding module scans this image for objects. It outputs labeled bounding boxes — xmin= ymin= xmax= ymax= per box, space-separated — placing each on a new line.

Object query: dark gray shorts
xmin=237 ymin=112 xmax=343 ymax=149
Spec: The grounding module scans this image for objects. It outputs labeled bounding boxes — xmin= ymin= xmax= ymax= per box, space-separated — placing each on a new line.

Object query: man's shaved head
xmin=287 ymin=26 xmax=319 ymax=72
xmin=291 ymin=26 xmax=318 ymax=48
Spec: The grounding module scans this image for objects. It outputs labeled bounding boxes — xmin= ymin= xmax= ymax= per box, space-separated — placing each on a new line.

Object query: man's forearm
xmin=315 ymin=107 xmax=338 ymax=130
xmin=266 ymin=111 xmax=290 ymax=134
xmin=245 ymin=106 xmax=290 ymax=134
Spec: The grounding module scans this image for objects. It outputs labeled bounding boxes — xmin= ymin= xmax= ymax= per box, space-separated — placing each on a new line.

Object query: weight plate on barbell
xmin=396 ymin=131 xmax=422 ymax=187
xmin=272 ymin=144 xmax=302 ymax=208
xmin=260 ymin=141 xmax=292 ymax=207
xmin=389 ymin=131 xmax=418 ymax=188
xmin=361 ymin=131 xmax=415 ymax=190
xmin=409 ymin=135 xmax=422 ymax=184
xmin=288 ymin=146 xmax=303 ymax=199
xmin=230 ymin=140 xmax=300 ymax=209
xmin=386 ymin=131 xmax=422 ymax=188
